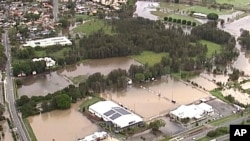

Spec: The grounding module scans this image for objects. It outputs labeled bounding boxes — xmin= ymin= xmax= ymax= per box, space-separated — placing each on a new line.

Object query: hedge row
xmin=164 ymin=17 xmax=196 ymax=26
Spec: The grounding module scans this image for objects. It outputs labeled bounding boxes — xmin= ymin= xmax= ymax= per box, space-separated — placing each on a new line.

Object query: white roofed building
xmin=170 ymin=103 xmax=214 ymax=123
xmin=89 ymin=101 xmax=143 ymax=132
xmin=23 ymin=36 xmax=72 ymax=48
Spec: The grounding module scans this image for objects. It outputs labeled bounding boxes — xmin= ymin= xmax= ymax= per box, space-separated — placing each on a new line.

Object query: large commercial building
xmin=89 ymin=101 xmax=143 ymax=132
xmin=23 ymin=36 xmax=72 ymax=48
xmin=170 ymin=103 xmax=214 ymax=122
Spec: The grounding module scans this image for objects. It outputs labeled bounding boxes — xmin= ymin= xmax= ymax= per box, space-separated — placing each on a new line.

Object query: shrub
xmin=192 ymin=22 xmax=196 ymax=26
xmin=187 ymin=21 xmax=191 ymax=25
xmin=168 ymin=17 xmax=173 ymax=22
xmin=173 ymin=19 xmax=177 ymax=23
xmin=164 ymin=17 xmax=168 ymax=21
xmin=207 ymin=130 xmax=217 ymax=137
xmin=182 ymin=19 xmax=187 ymax=24
xmin=177 ymin=19 xmax=181 ymax=23
xmin=207 ymin=13 xmax=219 ymax=20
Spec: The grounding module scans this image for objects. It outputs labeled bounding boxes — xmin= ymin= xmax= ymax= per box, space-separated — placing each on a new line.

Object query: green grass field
xmin=210 ymin=89 xmax=228 ymax=103
xmin=216 ymin=0 xmax=250 ymax=6
xmin=34 ymin=48 xmax=70 ymax=60
xmin=73 ymin=19 xmax=113 ymax=35
xmin=23 ymin=118 xmax=37 ymax=141
xmin=199 ymin=40 xmax=222 ymax=58
xmin=131 ymin=51 xmax=169 ymax=66
xmin=210 ymin=114 xmax=241 ymax=126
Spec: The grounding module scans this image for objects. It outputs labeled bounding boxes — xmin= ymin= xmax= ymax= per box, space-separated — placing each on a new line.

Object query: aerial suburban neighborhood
xmin=0 ymin=0 xmax=250 ymax=141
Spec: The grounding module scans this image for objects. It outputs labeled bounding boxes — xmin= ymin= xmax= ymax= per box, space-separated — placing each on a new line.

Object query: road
xmin=181 ymin=115 xmax=249 ymax=141
xmin=53 ymin=0 xmax=59 ymax=22
xmin=3 ymin=31 xmax=30 ymax=141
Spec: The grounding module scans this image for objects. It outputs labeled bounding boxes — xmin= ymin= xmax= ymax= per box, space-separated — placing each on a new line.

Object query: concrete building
xmin=23 ymin=36 xmax=72 ymax=48
xmin=170 ymin=103 xmax=213 ymax=122
xmin=89 ymin=101 xmax=143 ymax=132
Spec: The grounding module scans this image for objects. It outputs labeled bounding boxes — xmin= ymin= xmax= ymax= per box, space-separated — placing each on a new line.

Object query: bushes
xmin=207 ymin=127 xmax=229 ymax=138
xmin=207 ymin=13 xmax=219 ymax=20
xmin=164 ymin=17 xmax=196 ymax=26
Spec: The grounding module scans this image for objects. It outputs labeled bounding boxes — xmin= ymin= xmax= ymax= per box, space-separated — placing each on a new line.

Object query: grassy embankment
xmin=79 ymin=96 xmax=104 ymax=111
xmin=23 ymin=118 xmax=37 ymax=141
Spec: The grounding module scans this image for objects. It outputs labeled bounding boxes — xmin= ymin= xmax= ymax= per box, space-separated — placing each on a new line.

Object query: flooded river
xmin=27 ymin=100 xmax=99 ymax=141
xmin=102 ymin=76 xmax=209 ymax=120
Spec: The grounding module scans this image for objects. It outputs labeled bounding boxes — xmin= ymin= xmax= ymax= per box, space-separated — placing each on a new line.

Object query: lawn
xmin=75 ymin=14 xmax=94 ymax=20
xmin=23 ymin=118 xmax=37 ymax=141
xmin=131 ymin=51 xmax=169 ymax=66
xmin=199 ymin=40 xmax=222 ymax=58
xmin=185 ymin=5 xmax=234 ymax=15
xmin=73 ymin=19 xmax=113 ymax=35
xmin=34 ymin=47 xmax=70 ymax=60
xmin=79 ymin=96 xmax=104 ymax=111
xmin=216 ymin=0 xmax=250 ymax=7
xmin=210 ymin=89 xmax=228 ymax=103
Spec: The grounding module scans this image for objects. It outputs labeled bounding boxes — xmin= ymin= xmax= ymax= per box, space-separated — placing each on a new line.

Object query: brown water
xmin=101 ymin=76 xmax=209 ymax=120
xmin=222 ymin=16 xmax=250 ymax=75
xmin=59 ymin=57 xmax=141 ymax=77
xmin=28 ymin=100 xmax=99 ymax=141
xmin=17 ymin=72 xmax=72 ymax=97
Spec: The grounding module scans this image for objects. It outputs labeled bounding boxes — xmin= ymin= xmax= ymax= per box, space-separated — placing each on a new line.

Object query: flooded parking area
xmin=28 ymin=100 xmax=100 ymax=141
xmin=102 ymin=76 xmax=209 ymax=120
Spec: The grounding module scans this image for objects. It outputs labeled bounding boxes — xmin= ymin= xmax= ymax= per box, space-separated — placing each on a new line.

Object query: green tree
xmin=149 ymin=120 xmax=165 ymax=131
xmin=52 ymin=94 xmax=71 ymax=109
xmin=135 ymin=73 xmax=145 ymax=82
xmin=207 ymin=13 xmax=219 ymax=20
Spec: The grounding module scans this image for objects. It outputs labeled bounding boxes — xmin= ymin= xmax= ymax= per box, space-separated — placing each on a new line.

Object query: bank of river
xmin=27 ymin=100 xmax=100 ymax=141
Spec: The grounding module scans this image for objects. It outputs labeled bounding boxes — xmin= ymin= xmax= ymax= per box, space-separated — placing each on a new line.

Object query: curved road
xmin=3 ymin=31 xmax=30 ymax=141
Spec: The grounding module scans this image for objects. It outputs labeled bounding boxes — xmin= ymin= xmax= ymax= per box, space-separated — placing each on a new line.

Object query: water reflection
xmin=28 ymin=100 xmax=99 ymax=141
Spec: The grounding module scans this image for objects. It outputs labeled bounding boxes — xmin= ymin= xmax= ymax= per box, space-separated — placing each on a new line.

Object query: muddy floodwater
xmin=28 ymin=100 xmax=99 ymax=141
xmin=17 ymin=72 xmax=71 ymax=97
xmin=101 ymin=76 xmax=209 ymax=120
xmin=59 ymin=57 xmax=140 ymax=77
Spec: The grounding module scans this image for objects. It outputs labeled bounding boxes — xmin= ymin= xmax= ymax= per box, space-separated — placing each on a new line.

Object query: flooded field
xmin=28 ymin=100 xmax=99 ymax=141
xmin=59 ymin=57 xmax=140 ymax=77
xmin=17 ymin=72 xmax=71 ymax=97
xmin=102 ymin=76 xmax=209 ymax=120
xmin=134 ymin=1 xmax=159 ymax=21
xmin=221 ymin=89 xmax=250 ymax=105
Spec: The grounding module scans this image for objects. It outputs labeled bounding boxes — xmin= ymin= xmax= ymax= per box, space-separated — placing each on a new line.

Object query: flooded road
xmin=17 ymin=72 xmax=71 ymax=97
xmin=28 ymin=100 xmax=99 ymax=141
xmin=102 ymin=76 xmax=209 ymax=120
xmin=59 ymin=57 xmax=140 ymax=77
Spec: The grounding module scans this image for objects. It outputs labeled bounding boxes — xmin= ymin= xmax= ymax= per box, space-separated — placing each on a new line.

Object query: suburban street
xmin=3 ymin=31 xmax=30 ymax=141
xmin=53 ymin=0 xmax=59 ymax=22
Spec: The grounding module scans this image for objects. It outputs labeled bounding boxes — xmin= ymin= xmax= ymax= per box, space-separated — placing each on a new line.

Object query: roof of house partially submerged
xmin=89 ymin=101 xmax=143 ymax=128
